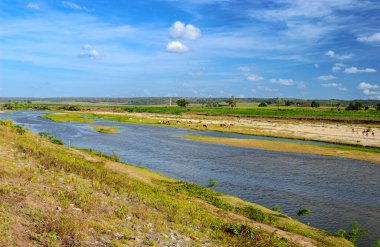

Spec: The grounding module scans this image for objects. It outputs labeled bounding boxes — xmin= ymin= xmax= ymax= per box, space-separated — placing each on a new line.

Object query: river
xmin=1 ymin=111 xmax=379 ymax=246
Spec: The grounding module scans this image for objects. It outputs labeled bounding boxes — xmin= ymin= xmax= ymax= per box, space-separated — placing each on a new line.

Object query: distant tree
xmin=285 ymin=100 xmax=294 ymax=106
xmin=346 ymin=102 xmax=364 ymax=111
xmin=226 ymin=96 xmax=238 ymax=109
xmin=365 ymin=106 xmax=369 ymax=111
xmin=311 ymin=101 xmax=320 ymax=108
xmin=176 ymin=99 xmax=189 ymax=107
xmin=376 ymin=104 xmax=380 ymax=111
xmin=275 ymin=98 xmax=284 ymax=107
xmin=258 ymin=102 xmax=267 ymax=107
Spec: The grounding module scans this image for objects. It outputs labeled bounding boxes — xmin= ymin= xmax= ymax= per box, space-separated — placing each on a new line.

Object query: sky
xmin=1 ymin=0 xmax=380 ymax=99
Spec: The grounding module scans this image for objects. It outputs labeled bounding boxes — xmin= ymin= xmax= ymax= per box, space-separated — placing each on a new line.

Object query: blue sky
xmin=1 ymin=0 xmax=380 ymax=99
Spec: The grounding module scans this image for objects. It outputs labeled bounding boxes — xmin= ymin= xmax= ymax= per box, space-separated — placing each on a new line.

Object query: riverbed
xmin=1 ymin=111 xmax=379 ymax=246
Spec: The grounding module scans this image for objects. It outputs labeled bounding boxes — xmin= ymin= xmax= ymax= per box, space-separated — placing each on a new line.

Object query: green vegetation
xmin=41 ymin=113 xmax=93 ymax=123
xmin=38 ymin=132 xmax=64 ymax=145
xmin=334 ymin=222 xmax=367 ymax=244
xmin=226 ymin=96 xmax=238 ymax=109
xmin=296 ymin=208 xmax=312 ymax=217
xmin=311 ymin=101 xmax=320 ymax=108
xmin=273 ymin=204 xmax=281 ymax=212
xmin=207 ymin=178 xmax=219 ymax=188
xmin=91 ymin=125 xmax=119 ymax=134
xmin=176 ymin=98 xmax=189 ymax=107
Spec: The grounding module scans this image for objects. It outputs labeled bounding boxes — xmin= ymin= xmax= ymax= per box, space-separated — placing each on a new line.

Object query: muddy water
xmin=2 ymin=111 xmax=379 ymax=246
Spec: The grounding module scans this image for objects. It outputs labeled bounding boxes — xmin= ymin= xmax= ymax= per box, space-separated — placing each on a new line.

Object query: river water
xmin=1 ymin=111 xmax=379 ymax=246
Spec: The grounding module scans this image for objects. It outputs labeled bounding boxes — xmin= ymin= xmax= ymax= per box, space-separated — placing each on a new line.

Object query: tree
xmin=311 ymin=101 xmax=320 ymax=108
xmin=285 ymin=100 xmax=294 ymax=106
xmin=376 ymin=104 xmax=380 ymax=111
xmin=176 ymin=99 xmax=189 ymax=107
xmin=226 ymin=96 xmax=237 ymax=109
xmin=258 ymin=102 xmax=267 ymax=107
xmin=346 ymin=102 xmax=363 ymax=111
xmin=275 ymin=98 xmax=284 ymax=107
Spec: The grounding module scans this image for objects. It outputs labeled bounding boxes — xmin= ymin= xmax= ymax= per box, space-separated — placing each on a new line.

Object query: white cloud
xmin=344 ymin=66 xmax=376 ymax=74
xmin=239 ymin=66 xmax=254 ymax=72
xmin=166 ymin=41 xmax=189 ymax=53
xmin=318 ymin=75 xmax=335 ymax=81
xmin=325 ymin=50 xmax=353 ymax=60
xmin=332 ymin=63 xmax=346 ymax=72
xmin=321 ymin=82 xmax=347 ymax=91
xmin=27 ymin=3 xmax=40 ymax=10
xmin=270 ymin=78 xmax=294 ymax=86
xmin=246 ymin=74 xmax=264 ymax=81
xmin=358 ymin=33 xmax=380 ymax=43
xmin=358 ymin=82 xmax=379 ymax=90
xmin=297 ymin=81 xmax=306 ymax=89
xmin=358 ymin=82 xmax=380 ymax=99
xmin=78 ymin=44 xmax=100 ymax=58
xmin=169 ymin=21 xmax=201 ymax=40
xmin=62 ymin=1 xmax=93 ymax=11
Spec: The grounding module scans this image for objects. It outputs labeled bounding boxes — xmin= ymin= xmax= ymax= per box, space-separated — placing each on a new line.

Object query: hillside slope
xmin=0 ymin=120 xmax=352 ymax=246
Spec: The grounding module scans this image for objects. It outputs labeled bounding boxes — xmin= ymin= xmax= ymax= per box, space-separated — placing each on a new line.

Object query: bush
xmin=258 ymin=102 xmax=267 ymax=107
xmin=334 ymin=222 xmax=366 ymax=244
xmin=296 ymin=208 xmax=311 ymax=216
xmin=207 ymin=178 xmax=218 ymax=188
xmin=272 ymin=204 xmax=281 ymax=212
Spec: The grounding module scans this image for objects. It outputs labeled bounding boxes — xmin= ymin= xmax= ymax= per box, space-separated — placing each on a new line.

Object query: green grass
xmin=121 ymin=105 xmax=380 ymax=119
xmin=40 ymin=113 xmax=93 ymax=123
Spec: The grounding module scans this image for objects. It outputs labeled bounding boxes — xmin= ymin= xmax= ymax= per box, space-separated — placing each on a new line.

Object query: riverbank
xmin=0 ymin=120 xmax=354 ymax=246
xmin=185 ymin=136 xmax=380 ymax=164
xmin=40 ymin=111 xmax=380 ymax=163
xmin=41 ymin=111 xmax=380 ymax=147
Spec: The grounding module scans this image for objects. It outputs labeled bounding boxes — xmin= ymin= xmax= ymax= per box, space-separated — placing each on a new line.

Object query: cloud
xmin=318 ymin=75 xmax=336 ymax=81
xmin=62 ymin=1 xmax=93 ymax=11
xmin=78 ymin=44 xmax=100 ymax=58
xmin=343 ymin=66 xmax=376 ymax=74
xmin=166 ymin=41 xmax=189 ymax=53
xmin=314 ymin=63 xmax=319 ymax=68
xmin=357 ymin=33 xmax=380 ymax=43
xmin=358 ymin=82 xmax=380 ymax=99
xmin=239 ymin=66 xmax=254 ymax=72
xmin=246 ymin=74 xmax=264 ymax=81
xmin=169 ymin=21 xmax=201 ymax=40
xmin=325 ymin=50 xmax=353 ymax=60
xmin=27 ymin=3 xmax=40 ymax=10
xmin=270 ymin=78 xmax=294 ymax=86
xmin=321 ymin=83 xmax=347 ymax=91
xmin=332 ymin=63 xmax=346 ymax=72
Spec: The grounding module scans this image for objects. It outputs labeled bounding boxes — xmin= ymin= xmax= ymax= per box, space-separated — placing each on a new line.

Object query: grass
xmin=121 ymin=105 xmax=380 ymax=120
xmin=0 ymin=119 xmax=353 ymax=246
xmin=40 ymin=112 xmax=93 ymax=123
xmin=91 ymin=125 xmax=119 ymax=134
xmin=184 ymin=135 xmax=380 ymax=164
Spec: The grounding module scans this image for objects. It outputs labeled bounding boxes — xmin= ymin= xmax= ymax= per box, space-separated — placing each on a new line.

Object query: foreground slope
xmin=0 ymin=120 xmax=352 ymax=246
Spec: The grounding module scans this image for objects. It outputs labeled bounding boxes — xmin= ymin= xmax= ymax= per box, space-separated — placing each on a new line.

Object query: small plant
xmin=110 ymin=151 xmax=120 ymax=162
xmin=207 ymin=178 xmax=218 ymax=188
xmin=372 ymin=239 xmax=380 ymax=247
xmin=38 ymin=132 xmax=64 ymax=145
xmin=296 ymin=208 xmax=311 ymax=217
xmin=334 ymin=222 xmax=366 ymax=244
xmin=272 ymin=204 xmax=281 ymax=212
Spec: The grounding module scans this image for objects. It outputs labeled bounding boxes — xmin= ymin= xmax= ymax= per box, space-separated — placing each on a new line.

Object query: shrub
xmin=296 ymin=208 xmax=311 ymax=217
xmin=311 ymin=101 xmax=320 ymax=108
xmin=258 ymin=102 xmax=267 ymax=107
xmin=334 ymin=222 xmax=366 ymax=244
xmin=272 ymin=204 xmax=281 ymax=212
xmin=207 ymin=178 xmax=218 ymax=188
